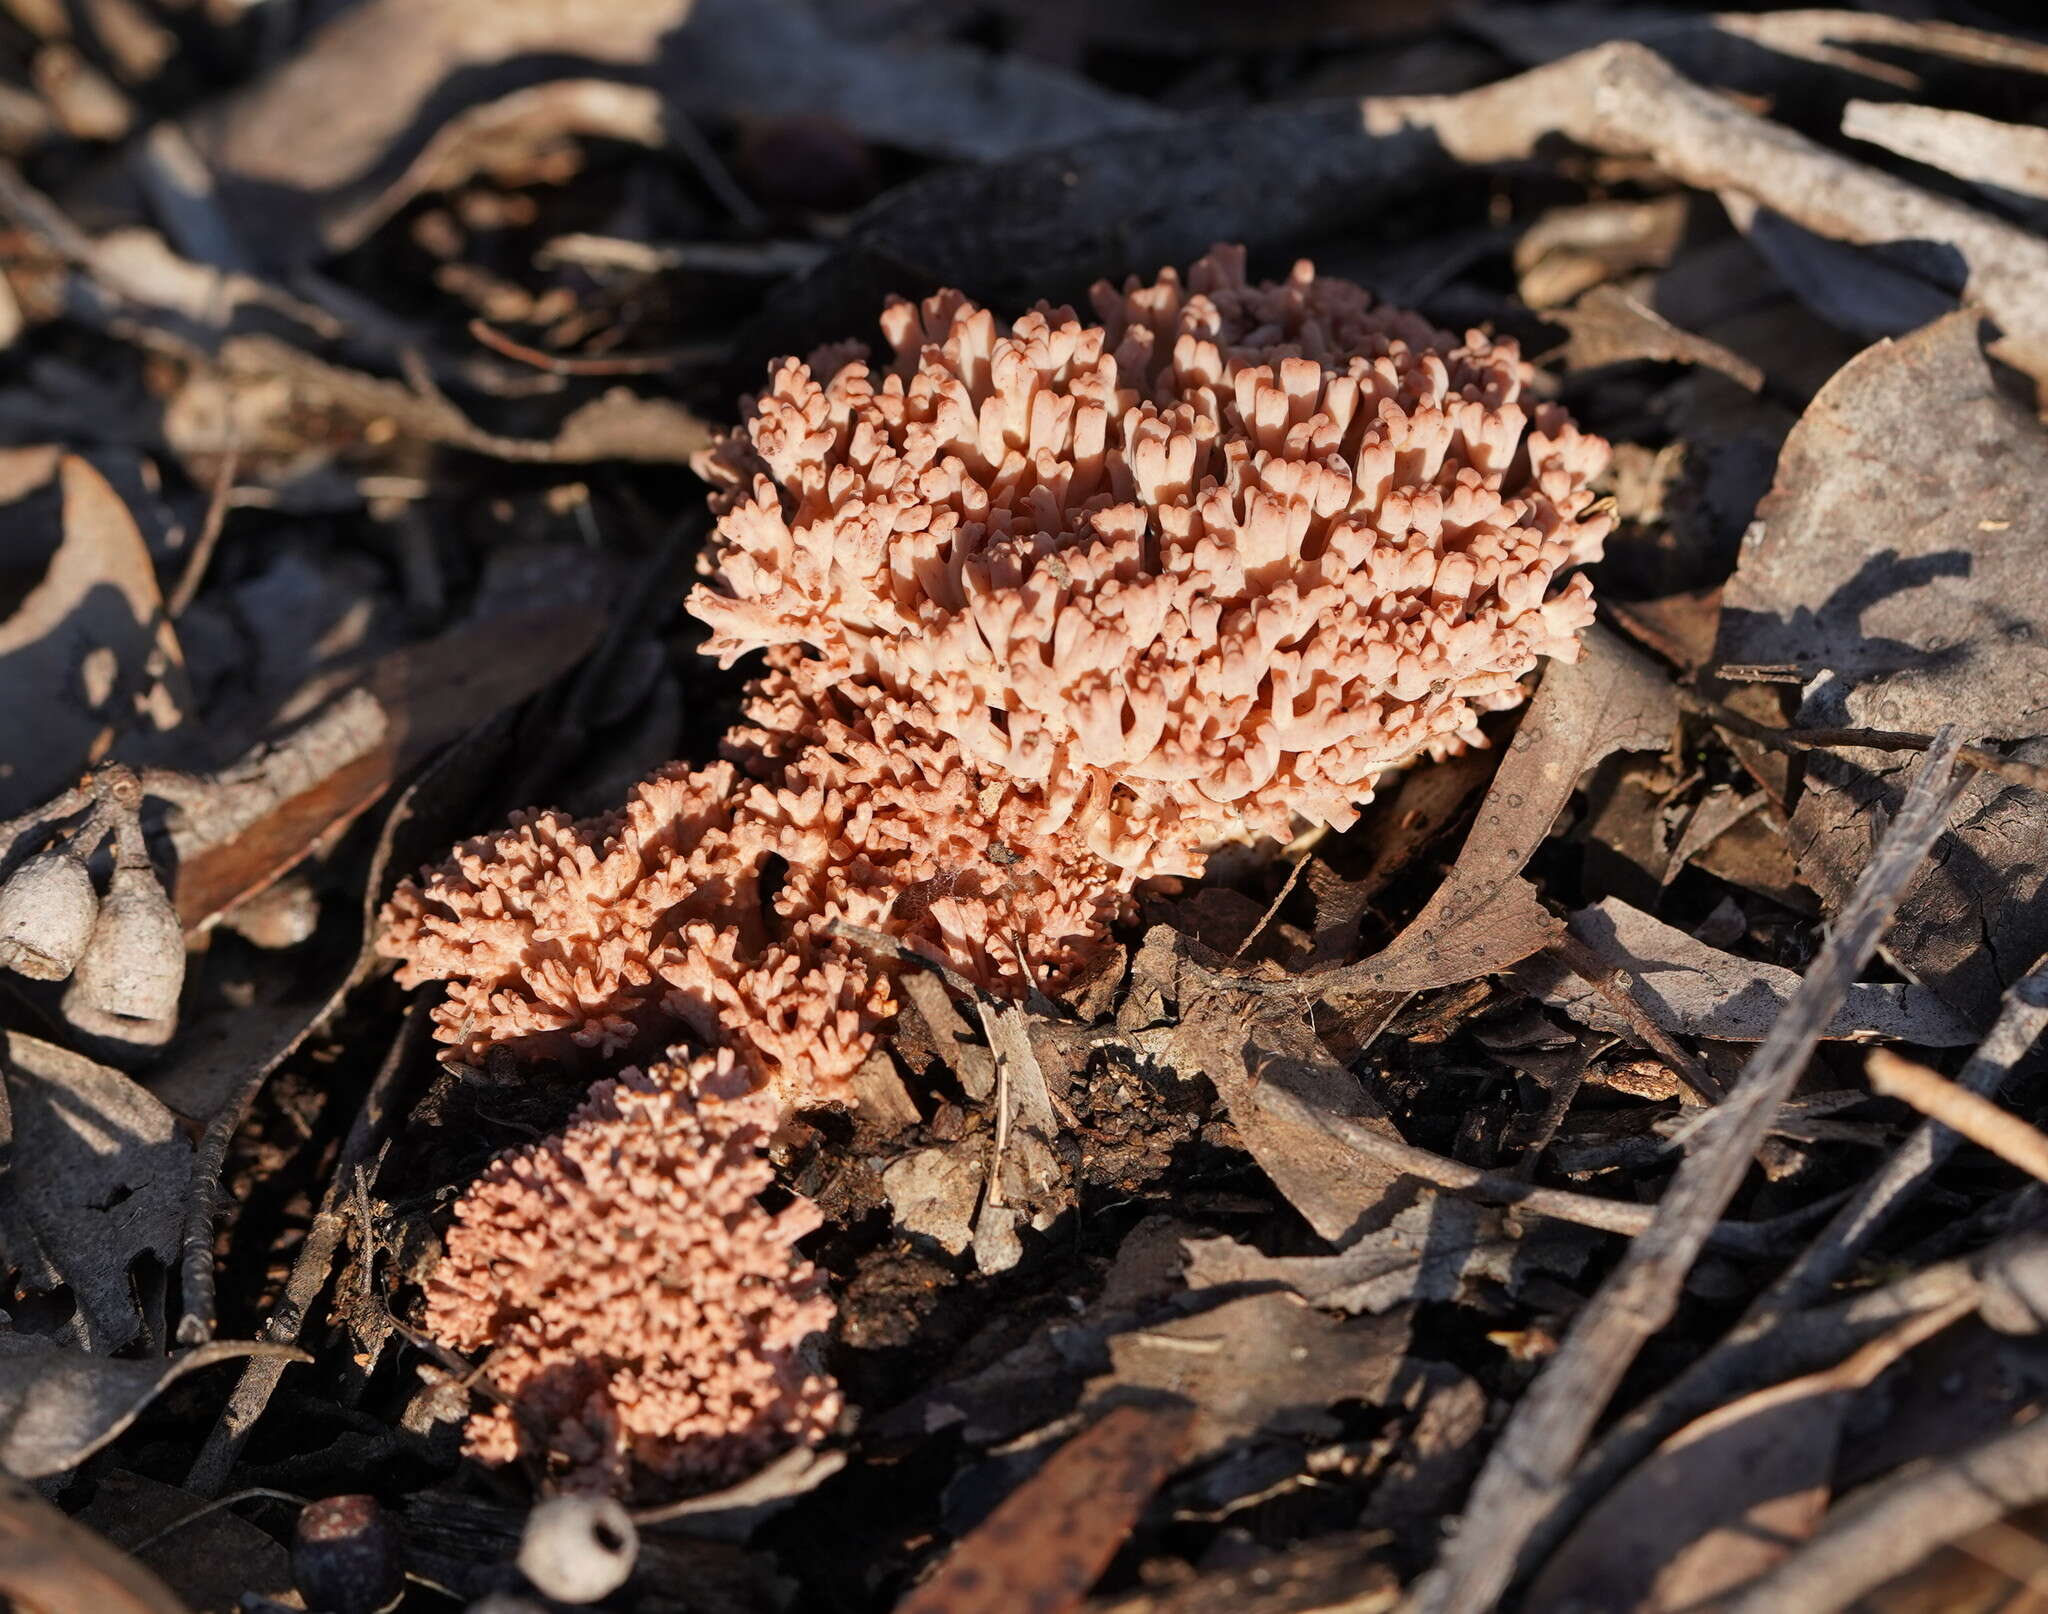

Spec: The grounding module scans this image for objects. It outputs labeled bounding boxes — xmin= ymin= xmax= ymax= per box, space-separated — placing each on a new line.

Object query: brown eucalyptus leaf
xmin=893 ymin=1404 xmax=1195 ymax=1614
xmin=0 ymin=1031 xmax=189 ymax=1353
xmin=1514 ymin=898 xmax=1979 ymax=1045
xmin=1718 ymin=312 xmax=2048 ymax=1021
xmin=1088 ymin=1292 xmax=1411 ymax=1461
xmin=0 ymin=455 xmax=180 ymax=818
xmin=1525 ymin=1299 xmax=1970 ymax=1613
xmin=76 ymin=1470 xmax=294 ymax=1614
xmin=0 ymin=1470 xmax=190 ymax=1614
xmin=0 ymin=1333 xmax=303 ymax=1478
xmin=1320 ymin=624 xmax=1677 ymax=995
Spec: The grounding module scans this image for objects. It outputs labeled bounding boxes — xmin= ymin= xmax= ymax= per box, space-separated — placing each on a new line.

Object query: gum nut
xmin=64 ymin=861 xmax=185 ymax=1023
xmin=517 ymin=1494 xmax=638 ymax=1604
xmin=0 ymin=850 xmax=99 ymax=981
xmin=292 ymin=1495 xmax=405 ymax=1614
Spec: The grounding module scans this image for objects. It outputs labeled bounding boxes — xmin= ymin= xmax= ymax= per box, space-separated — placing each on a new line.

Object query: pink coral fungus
xmin=692 ymin=245 xmax=1611 ymax=875
xmin=379 ymin=669 xmax=1124 ymax=1105
xmin=425 ymin=1050 xmax=840 ymax=1497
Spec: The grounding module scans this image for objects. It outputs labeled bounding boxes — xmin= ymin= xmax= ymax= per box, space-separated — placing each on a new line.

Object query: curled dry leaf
xmin=0 ymin=1031 xmax=190 ymax=1353
xmin=0 ymin=1333 xmax=305 ymax=1479
xmin=1718 ymin=312 xmax=2048 ymax=1022
xmin=1318 ymin=622 xmax=1676 ymax=995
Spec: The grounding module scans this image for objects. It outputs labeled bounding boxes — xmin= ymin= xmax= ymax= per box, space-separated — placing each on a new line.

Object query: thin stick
xmin=1867 ymin=1048 xmax=2048 ymax=1182
xmin=1678 ymin=687 xmax=2048 ymax=794
xmin=467 ymin=318 xmax=724 ymax=375
xmin=166 ymin=440 xmax=239 ymax=618
xmin=1407 ymin=729 xmax=1965 ymax=1614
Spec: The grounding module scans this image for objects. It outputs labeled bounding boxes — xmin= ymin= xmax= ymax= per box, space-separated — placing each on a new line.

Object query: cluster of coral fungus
xmin=381 ymin=246 xmax=1611 ymax=1496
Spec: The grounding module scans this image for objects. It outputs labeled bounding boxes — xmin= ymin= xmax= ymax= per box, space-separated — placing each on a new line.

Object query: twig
xmin=1256 ymin=1083 xmax=1843 ymax=1255
xmin=467 ymin=317 xmax=724 ymax=375
xmin=166 ymin=439 xmax=239 ymax=618
xmin=1517 ymin=956 xmax=2048 ymax=1577
xmin=1678 ymin=687 xmax=2048 ymax=794
xmin=187 ymin=1005 xmax=431 ymax=1494
xmin=1234 ymin=851 xmax=1314 ymax=962
xmin=1407 ymin=730 xmax=1965 ymax=1614
xmin=1727 ymin=1413 xmax=2048 ymax=1614
xmin=1868 ymin=1048 xmax=2048 ymax=1182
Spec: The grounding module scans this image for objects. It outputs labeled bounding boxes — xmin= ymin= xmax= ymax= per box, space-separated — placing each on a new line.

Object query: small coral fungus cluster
xmin=380 ymin=246 xmax=1611 ymax=1496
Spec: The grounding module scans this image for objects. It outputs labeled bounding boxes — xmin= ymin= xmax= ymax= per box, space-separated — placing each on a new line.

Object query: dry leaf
xmin=1319 ymin=623 xmax=1676 ymax=995
xmin=0 ymin=455 xmax=179 ymax=817
xmin=1184 ymin=1194 xmax=1596 ymax=1316
xmin=1525 ymin=1299 xmax=1971 ymax=1612
xmin=1514 ymin=898 xmax=1979 ymax=1045
xmin=1718 ymin=312 xmax=2048 ymax=1022
xmin=76 ymin=1470 xmax=295 ymax=1614
xmin=1552 ymin=284 xmax=1764 ymax=390
xmin=0 ymin=1333 xmax=303 ymax=1478
xmin=0 ymin=1470 xmax=191 ymax=1614
xmin=1088 ymin=1292 xmax=1411 ymax=1460
xmin=0 ymin=1031 xmax=190 ymax=1353
xmin=893 ymin=1404 xmax=1194 ymax=1614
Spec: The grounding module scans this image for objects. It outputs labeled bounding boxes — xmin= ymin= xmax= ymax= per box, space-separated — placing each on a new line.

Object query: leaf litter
xmin=0 ymin=5 xmax=2047 ymax=1612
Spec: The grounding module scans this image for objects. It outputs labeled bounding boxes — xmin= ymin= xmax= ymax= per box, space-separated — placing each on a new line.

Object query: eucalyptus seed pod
xmin=516 ymin=1495 xmax=637 ymax=1605
xmin=61 ymin=859 xmax=185 ymax=1035
xmin=293 ymin=1494 xmax=405 ymax=1614
xmin=0 ymin=849 xmax=98 ymax=981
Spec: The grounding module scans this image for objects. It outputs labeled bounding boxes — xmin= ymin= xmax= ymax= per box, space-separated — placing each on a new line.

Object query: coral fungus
xmin=394 ymin=246 xmax=1613 ymax=1500
xmin=424 ymin=1050 xmax=841 ymax=1497
xmin=692 ymin=245 xmax=1611 ymax=875
xmin=380 ymin=667 xmax=1125 ymax=1105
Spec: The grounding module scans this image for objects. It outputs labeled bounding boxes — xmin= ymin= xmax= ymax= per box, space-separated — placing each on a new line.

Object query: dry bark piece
xmin=893 ymin=1404 xmax=1195 ymax=1614
xmin=1367 ymin=42 xmax=2048 ymax=384
xmin=1842 ymin=101 xmax=2048 ymax=209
